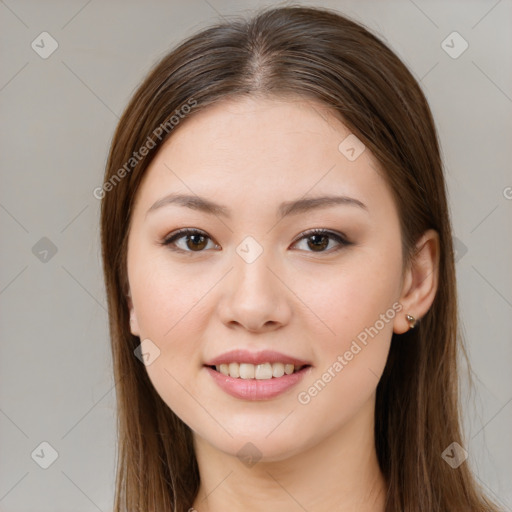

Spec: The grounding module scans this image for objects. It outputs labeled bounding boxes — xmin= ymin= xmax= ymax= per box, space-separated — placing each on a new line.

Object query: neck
xmin=191 ymin=393 xmax=387 ymax=512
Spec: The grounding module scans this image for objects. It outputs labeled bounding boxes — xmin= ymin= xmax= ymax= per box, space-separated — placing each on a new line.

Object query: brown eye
xmin=161 ymin=228 xmax=351 ymax=255
xmin=183 ymin=233 xmax=208 ymax=251
xmin=162 ymin=229 xmax=217 ymax=252
xmin=306 ymin=233 xmax=330 ymax=251
xmin=292 ymin=228 xmax=351 ymax=253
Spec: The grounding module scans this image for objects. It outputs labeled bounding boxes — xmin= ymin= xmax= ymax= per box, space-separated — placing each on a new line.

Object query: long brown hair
xmin=100 ymin=5 xmax=503 ymax=511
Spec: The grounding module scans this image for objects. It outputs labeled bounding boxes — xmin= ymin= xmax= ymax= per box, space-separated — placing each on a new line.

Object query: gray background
xmin=1 ymin=0 xmax=511 ymax=510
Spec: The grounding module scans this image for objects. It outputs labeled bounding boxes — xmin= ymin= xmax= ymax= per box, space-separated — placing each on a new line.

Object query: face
xmin=126 ymin=96 xmax=406 ymax=460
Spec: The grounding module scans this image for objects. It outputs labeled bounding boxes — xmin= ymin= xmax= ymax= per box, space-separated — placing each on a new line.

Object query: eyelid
xmin=292 ymin=227 xmax=350 ymax=245
xmin=161 ymin=228 xmax=219 ymax=250
xmin=160 ymin=227 xmax=352 ymax=253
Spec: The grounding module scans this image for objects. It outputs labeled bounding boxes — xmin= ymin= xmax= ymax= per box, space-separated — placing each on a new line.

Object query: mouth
xmin=203 ymin=362 xmax=313 ymax=400
xmin=206 ymin=362 xmax=311 ymax=379
xmin=203 ymin=349 xmax=313 ymax=399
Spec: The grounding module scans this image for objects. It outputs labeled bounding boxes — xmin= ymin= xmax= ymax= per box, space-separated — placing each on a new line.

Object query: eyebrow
xmin=145 ymin=192 xmax=368 ymax=220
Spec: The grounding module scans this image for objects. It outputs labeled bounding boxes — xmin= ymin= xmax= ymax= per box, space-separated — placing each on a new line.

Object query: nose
xmin=216 ymin=246 xmax=292 ymax=333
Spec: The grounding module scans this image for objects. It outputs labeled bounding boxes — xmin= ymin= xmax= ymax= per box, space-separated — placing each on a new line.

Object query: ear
xmin=393 ymin=229 xmax=440 ymax=334
xmin=126 ymin=290 xmax=141 ymax=337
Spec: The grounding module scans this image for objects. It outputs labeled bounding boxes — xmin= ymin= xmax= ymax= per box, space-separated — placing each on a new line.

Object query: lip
xmin=204 ymin=365 xmax=312 ymax=400
xmin=204 ymin=349 xmax=311 ymax=367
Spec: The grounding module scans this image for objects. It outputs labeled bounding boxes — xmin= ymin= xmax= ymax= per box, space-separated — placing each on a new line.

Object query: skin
xmin=126 ymin=95 xmax=439 ymax=511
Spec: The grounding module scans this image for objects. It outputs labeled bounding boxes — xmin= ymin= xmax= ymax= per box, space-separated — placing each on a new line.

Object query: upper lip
xmin=204 ymin=349 xmax=312 ymax=367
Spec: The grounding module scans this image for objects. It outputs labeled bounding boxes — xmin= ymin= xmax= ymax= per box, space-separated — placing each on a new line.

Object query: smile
xmin=204 ymin=364 xmax=312 ymax=400
xmin=210 ymin=362 xmax=307 ymax=379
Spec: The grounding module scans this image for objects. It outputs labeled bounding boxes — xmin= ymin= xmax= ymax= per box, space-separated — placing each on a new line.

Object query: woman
xmin=100 ymin=5 xmax=504 ymax=511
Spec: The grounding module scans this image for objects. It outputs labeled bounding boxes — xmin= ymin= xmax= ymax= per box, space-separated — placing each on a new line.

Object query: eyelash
xmin=160 ymin=227 xmax=352 ymax=255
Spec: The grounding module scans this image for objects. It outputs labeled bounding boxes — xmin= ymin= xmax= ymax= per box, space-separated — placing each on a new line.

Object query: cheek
xmin=127 ymin=248 xmax=209 ymax=404
xmin=127 ymin=239 xmax=225 ymax=331
xmin=296 ymin=250 xmax=401 ymax=347
xmin=129 ymin=244 xmax=207 ymax=340
xmin=292 ymin=249 xmax=401 ymax=409
xmin=128 ymin=256 xmax=211 ymax=427
xmin=293 ymin=312 xmax=392 ymax=433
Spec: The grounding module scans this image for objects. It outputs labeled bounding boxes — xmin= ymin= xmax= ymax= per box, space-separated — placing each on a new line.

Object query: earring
xmin=406 ymin=314 xmax=417 ymax=329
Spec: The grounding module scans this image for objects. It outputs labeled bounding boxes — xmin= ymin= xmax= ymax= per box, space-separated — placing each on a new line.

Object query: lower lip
xmin=204 ymin=365 xmax=312 ymax=400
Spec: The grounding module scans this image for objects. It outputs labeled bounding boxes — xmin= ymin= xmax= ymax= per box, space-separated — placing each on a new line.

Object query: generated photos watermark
xmin=297 ymin=301 xmax=403 ymax=405
xmin=93 ymin=97 xmax=198 ymax=200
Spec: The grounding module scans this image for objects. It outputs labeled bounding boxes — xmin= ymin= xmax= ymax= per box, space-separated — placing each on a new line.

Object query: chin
xmin=195 ymin=424 xmax=317 ymax=464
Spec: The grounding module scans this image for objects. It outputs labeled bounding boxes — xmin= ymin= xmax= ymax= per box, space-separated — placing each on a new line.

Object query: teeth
xmin=255 ymin=363 xmax=272 ymax=380
xmin=213 ymin=362 xmax=304 ymax=379
xmin=272 ymin=362 xmax=285 ymax=378
xmin=228 ymin=362 xmax=239 ymax=378
xmin=239 ymin=363 xmax=255 ymax=379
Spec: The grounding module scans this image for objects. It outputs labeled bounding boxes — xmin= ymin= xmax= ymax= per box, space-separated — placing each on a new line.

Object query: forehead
xmin=133 ymin=95 xmax=391 ymax=220
xmin=162 ymin=95 xmax=354 ymax=163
